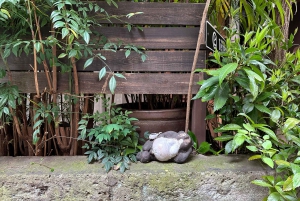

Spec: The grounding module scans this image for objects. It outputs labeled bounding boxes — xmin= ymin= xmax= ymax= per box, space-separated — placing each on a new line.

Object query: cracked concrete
xmin=0 ymin=155 xmax=272 ymax=200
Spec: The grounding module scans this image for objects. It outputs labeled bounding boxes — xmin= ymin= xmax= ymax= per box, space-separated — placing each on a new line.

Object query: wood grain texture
xmin=93 ymin=27 xmax=204 ymax=49
xmin=95 ymin=2 xmax=204 ymax=25
xmin=3 ymin=51 xmax=206 ymax=72
xmin=0 ymin=72 xmax=203 ymax=94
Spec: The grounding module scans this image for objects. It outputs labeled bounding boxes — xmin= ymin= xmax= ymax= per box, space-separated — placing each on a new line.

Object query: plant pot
xmin=118 ymin=104 xmax=186 ymax=140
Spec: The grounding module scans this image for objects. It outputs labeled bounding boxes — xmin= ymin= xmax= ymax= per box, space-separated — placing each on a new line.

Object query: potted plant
xmin=118 ymin=94 xmax=187 ymax=140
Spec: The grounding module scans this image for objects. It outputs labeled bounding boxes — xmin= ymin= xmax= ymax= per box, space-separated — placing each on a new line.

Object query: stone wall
xmin=0 ymin=155 xmax=272 ymax=201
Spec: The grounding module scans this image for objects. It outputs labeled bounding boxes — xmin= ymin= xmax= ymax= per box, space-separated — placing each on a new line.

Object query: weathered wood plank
xmin=0 ymin=72 xmax=202 ymax=94
xmin=95 ymin=2 xmax=204 ymax=25
xmin=94 ymin=27 xmax=203 ymax=49
xmin=4 ymin=51 xmax=206 ymax=72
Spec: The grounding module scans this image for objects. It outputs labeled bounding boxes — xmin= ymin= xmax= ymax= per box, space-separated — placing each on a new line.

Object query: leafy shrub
xmin=78 ymin=97 xmax=141 ymax=172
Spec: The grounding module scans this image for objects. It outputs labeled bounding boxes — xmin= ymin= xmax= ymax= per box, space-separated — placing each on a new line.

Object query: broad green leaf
xmin=125 ymin=49 xmax=130 ymax=58
xmin=275 ymin=160 xmax=290 ymax=166
xmin=219 ymin=124 xmax=242 ymax=131
xmin=283 ymin=118 xmax=300 ymax=133
xmin=248 ymin=155 xmax=261 ymax=160
xmin=214 ymin=135 xmax=234 ymax=142
xmin=109 ymin=76 xmax=117 ymax=94
xmin=99 ymin=67 xmax=106 ymax=81
xmin=213 ymin=82 xmax=229 ymax=112
xmin=84 ymin=57 xmax=94 ymax=69
xmin=283 ymin=176 xmax=293 ymax=191
xmin=58 ymin=53 xmax=67 ymax=58
xmin=225 ymin=140 xmax=233 ymax=154
xmin=217 ymin=62 xmax=238 ymax=85
xmin=197 ymin=142 xmax=211 ymax=154
xmin=61 ymin=28 xmax=69 ymax=39
xmin=271 ymin=109 xmax=281 ymax=123
xmin=251 ymin=180 xmax=273 ymax=188
xmin=232 ymin=134 xmax=246 ymax=150
xmin=198 ymin=76 xmax=219 ymax=90
xmin=246 ymin=146 xmax=258 ymax=152
xmin=290 ymin=163 xmax=300 ymax=174
xmin=262 ymin=140 xmax=272 ymax=150
xmin=293 ymin=173 xmax=300 ymax=189
xmin=255 ymin=104 xmax=271 ymax=114
xmin=243 ymin=123 xmax=255 ymax=132
xmin=83 ymin=31 xmax=90 ymax=44
xmin=267 ymin=192 xmax=284 ymax=201
xmin=114 ymin=73 xmax=126 ymax=79
xmin=248 ymin=76 xmax=258 ymax=100
xmin=257 ymin=127 xmax=278 ymax=142
xmin=34 ymin=42 xmax=41 ymax=52
xmin=243 ymin=103 xmax=254 ymax=114
xmin=262 ymin=156 xmax=274 ymax=168
xmin=244 ymin=68 xmax=264 ymax=81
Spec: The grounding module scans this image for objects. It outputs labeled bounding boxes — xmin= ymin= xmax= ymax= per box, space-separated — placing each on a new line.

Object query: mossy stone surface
xmin=0 ymin=155 xmax=272 ymax=200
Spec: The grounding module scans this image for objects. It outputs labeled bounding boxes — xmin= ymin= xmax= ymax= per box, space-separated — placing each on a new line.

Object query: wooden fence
xmin=0 ymin=2 xmax=207 ymax=144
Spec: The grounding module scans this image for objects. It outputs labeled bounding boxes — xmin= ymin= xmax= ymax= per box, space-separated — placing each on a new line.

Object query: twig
xmin=185 ymin=0 xmax=211 ymax=132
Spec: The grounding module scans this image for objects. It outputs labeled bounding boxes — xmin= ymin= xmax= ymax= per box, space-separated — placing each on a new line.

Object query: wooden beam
xmin=1 ymin=72 xmax=203 ymax=94
xmin=3 ymin=51 xmax=206 ymax=72
xmin=95 ymin=2 xmax=204 ymax=25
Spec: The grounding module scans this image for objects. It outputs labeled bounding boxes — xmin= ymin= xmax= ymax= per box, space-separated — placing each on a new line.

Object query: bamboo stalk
xmin=185 ymin=0 xmax=211 ymax=133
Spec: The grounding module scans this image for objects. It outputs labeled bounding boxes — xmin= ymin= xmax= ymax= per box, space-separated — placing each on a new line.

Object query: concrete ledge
xmin=0 ymin=155 xmax=272 ymax=201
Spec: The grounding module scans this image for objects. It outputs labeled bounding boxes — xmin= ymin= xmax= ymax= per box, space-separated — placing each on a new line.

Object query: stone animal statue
xmin=136 ymin=131 xmax=193 ymax=163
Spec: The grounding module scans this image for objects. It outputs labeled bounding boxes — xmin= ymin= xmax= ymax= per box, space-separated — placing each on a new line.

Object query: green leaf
xmin=83 ymin=31 xmax=90 ymax=44
xmin=61 ymin=28 xmax=69 ymax=39
xmin=232 ymin=134 xmax=246 ymax=150
xmin=251 ymin=180 xmax=273 ymax=188
xmin=114 ymin=73 xmax=126 ymax=79
xmin=257 ymin=127 xmax=278 ymax=142
xmin=246 ymin=146 xmax=258 ymax=152
xmin=248 ymin=155 xmax=261 ymax=160
xmin=217 ymin=63 xmax=238 ymax=85
xmin=125 ymin=49 xmax=131 ymax=58
xmin=84 ymin=58 xmax=94 ymax=69
xmin=214 ymin=135 xmax=234 ymax=142
xmin=213 ymin=82 xmax=229 ymax=112
xmin=225 ymin=140 xmax=233 ymax=154
xmin=244 ymin=68 xmax=264 ymax=82
xmin=283 ymin=118 xmax=300 ymax=133
xmin=271 ymin=109 xmax=281 ymax=123
xmin=255 ymin=104 xmax=271 ymax=114
xmin=243 ymin=103 xmax=254 ymax=114
xmin=262 ymin=140 xmax=272 ymax=150
xmin=248 ymin=76 xmax=258 ymax=100
xmin=262 ymin=156 xmax=274 ymax=168
xmin=243 ymin=123 xmax=255 ymax=132
xmin=109 ymin=76 xmax=116 ymax=94
xmin=283 ymin=176 xmax=293 ymax=191
xmin=293 ymin=173 xmax=300 ymax=189
xmin=34 ymin=42 xmax=41 ymax=52
xmin=58 ymin=53 xmax=67 ymax=58
xmin=267 ymin=192 xmax=284 ymax=201
xmin=219 ymin=124 xmax=241 ymax=131
xmin=98 ymin=67 xmax=107 ymax=81
xmin=197 ymin=142 xmax=211 ymax=154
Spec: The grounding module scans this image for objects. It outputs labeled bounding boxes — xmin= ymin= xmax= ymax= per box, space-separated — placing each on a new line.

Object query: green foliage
xmin=187 ymin=131 xmax=221 ymax=155
xmin=78 ymin=97 xmax=141 ymax=173
xmin=33 ymin=102 xmax=59 ymax=145
xmin=194 ymin=1 xmax=300 ymax=199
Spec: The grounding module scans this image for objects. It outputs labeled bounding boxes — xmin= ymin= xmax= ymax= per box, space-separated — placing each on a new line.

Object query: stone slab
xmin=0 ymin=155 xmax=272 ymax=201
